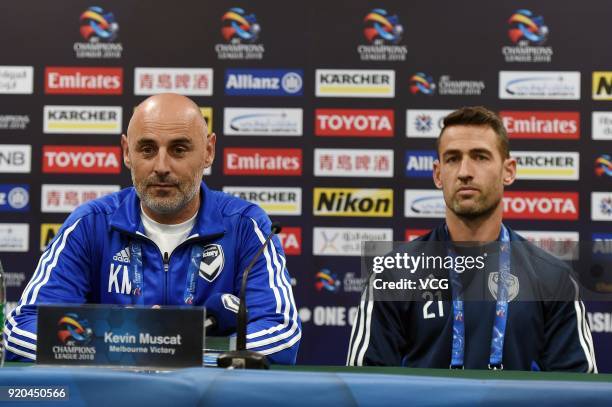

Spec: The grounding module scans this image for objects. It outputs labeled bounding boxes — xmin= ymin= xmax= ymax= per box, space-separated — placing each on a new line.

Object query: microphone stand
xmin=217 ymin=223 xmax=281 ymax=369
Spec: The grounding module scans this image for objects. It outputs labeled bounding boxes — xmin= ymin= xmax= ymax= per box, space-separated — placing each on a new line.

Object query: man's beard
xmin=132 ymin=171 xmax=200 ymax=215
xmin=449 ymin=192 xmax=501 ymax=220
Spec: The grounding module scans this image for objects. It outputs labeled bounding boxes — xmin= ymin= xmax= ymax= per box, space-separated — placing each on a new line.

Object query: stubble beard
xmin=132 ymin=170 xmax=200 ymax=215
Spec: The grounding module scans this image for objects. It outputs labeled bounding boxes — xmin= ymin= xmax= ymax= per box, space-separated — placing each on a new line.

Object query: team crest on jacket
xmin=488 ymin=272 xmax=519 ymax=301
xmin=199 ymin=244 xmax=225 ymax=282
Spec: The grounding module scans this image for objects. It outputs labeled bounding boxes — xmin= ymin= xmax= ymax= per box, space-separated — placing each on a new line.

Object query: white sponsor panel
xmin=592 ymin=112 xmax=612 ymax=140
xmin=406 ymin=109 xmax=452 ymax=138
xmin=313 ymin=227 xmax=393 ymax=256
xmin=498 ymin=71 xmax=580 ymax=100
xmin=0 ymin=66 xmax=33 ymax=94
xmin=223 ymin=108 xmax=302 ymax=136
xmin=314 ymin=149 xmax=393 ymax=178
xmin=315 ymin=69 xmax=395 ymax=98
xmin=592 ymin=192 xmax=612 ymax=221
xmin=517 ymin=230 xmax=579 ymax=260
xmin=134 ymin=68 xmax=213 ymax=96
xmin=41 ymin=184 xmax=120 ymax=213
xmin=513 ymin=151 xmax=579 ymax=180
xmin=0 ymin=145 xmax=31 ymax=173
xmin=43 ymin=106 xmax=122 ymax=134
xmin=0 ymin=223 xmax=29 ymax=252
xmin=222 ymin=186 xmax=301 ymax=215
xmin=404 ymin=189 xmax=445 ymax=218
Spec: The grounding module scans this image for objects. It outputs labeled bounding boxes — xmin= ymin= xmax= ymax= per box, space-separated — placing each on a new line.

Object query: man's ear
xmin=433 ymin=159 xmax=443 ymax=189
xmin=204 ymin=132 xmax=216 ymax=168
xmin=503 ymin=157 xmax=517 ymax=186
xmin=121 ymin=134 xmax=131 ymax=169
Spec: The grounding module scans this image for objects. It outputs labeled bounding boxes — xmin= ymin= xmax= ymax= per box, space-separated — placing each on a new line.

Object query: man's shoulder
xmin=208 ymin=188 xmax=266 ymax=221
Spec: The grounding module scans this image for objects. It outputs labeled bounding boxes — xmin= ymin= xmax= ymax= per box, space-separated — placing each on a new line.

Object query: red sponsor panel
xmin=278 ymin=227 xmax=302 ymax=255
xmin=45 ymin=67 xmax=123 ymax=95
xmin=404 ymin=229 xmax=430 ymax=241
xmin=502 ymin=191 xmax=579 ymax=220
xmin=223 ymin=148 xmax=302 ymax=176
xmin=315 ymin=109 xmax=394 ymax=137
xmin=499 ymin=111 xmax=580 ymax=139
xmin=42 ymin=145 xmax=122 ymax=174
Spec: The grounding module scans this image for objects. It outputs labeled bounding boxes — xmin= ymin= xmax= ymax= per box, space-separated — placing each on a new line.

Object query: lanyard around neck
xmin=447 ymin=224 xmax=511 ymax=370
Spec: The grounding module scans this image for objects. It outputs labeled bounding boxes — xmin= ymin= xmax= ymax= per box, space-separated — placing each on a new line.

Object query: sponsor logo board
xmin=45 ymin=67 xmax=123 ymax=95
xmin=315 ymin=69 xmax=394 ymax=98
xmin=278 ymin=227 xmax=301 ymax=255
xmin=313 ymin=188 xmax=393 ymax=217
xmin=40 ymin=223 xmax=62 ymax=251
xmin=0 ymin=145 xmax=31 ymax=173
xmin=513 ymin=151 xmax=579 ymax=180
xmin=43 ymin=106 xmax=122 ymax=134
xmin=223 ymin=108 xmax=302 ymax=136
xmin=0 ymin=66 xmax=34 ymax=94
xmin=405 ymin=150 xmax=436 ymax=177
xmin=42 ymin=146 xmax=121 ymax=174
xmin=406 ymin=109 xmax=451 ymax=138
xmin=592 ymin=192 xmax=612 ymax=221
xmin=0 ymin=185 xmax=29 ymax=212
xmin=314 ymin=148 xmax=393 ymax=177
xmin=592 ymin=112 xmax=612 ymax=140
xmin=41 ymin=184 xmax=120 ymax=213
xmin=225 ymin=69 xmax=303 ymax=96
xmin=222 ymin=187 xmax=301 ymax=215
xmin=503 ymin=191 xmax=579 ymax=220
xmin=223 ymin=148 xmax=302 ymax=176
xmin=499 ymin=71 xmax=580 ymax=100
xmin=404 ymin=189 xmax=445 ymax=218
xmin=0 ymin=223 xmax=29 ymax=252
xmin=134 ymin=68 xmax=213 ymax=96
xmin=405 ymin=229 xmax=430 ymax=241
xmin=500 ymin=111 xmax=579 ymax=139
xmin=313 ymin=227 xmax=392 ymax=256
xmin=315 ymin=109 xmax=393 ymax=137
xmin=593 ymin=72 xmax=612 ymax=100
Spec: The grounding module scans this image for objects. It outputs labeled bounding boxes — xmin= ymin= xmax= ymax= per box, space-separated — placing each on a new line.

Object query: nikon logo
xmin=313 ymin=188 xmax=393 ymax=217
xmin=593 ymin=72 xmax=612 ymax=100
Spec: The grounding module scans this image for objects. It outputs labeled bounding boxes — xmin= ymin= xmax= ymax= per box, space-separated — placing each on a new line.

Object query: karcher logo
xmin=313 ymin=188 xmax=393 ymax=217
xmin=112 ymin=247 xmax=130 ymax=263
xmin=593 ymin=72 xmax=612 ymax=100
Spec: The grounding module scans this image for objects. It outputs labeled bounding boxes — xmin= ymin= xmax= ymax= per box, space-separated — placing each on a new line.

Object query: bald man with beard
xmin=5 ymin=93 xmax=301 ymax=364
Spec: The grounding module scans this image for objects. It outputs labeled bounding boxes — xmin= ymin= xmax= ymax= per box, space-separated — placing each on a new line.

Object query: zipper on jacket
xmin=163 ymin=252 xmax=169 ymax=305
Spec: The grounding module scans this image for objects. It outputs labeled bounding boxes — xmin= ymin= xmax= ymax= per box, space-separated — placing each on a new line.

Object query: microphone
xmin=204 ymin=293 xmax=241 ymax=336
xmin=218 ymin=222 xmax=282 ymax=369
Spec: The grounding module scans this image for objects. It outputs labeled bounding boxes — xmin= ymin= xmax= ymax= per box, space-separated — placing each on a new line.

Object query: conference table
xmin=0 ymin=363 xmax=611 ymax=406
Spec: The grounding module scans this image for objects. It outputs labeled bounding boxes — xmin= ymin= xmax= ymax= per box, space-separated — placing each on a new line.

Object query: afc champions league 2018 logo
xmin=410 ymin=72 xmax=436 ymax=95
xmin=363 ymin=8 xmax=403 ymax=45
xmin=57 ymin=313 xmax=94 ymax=346
xmin=221 ymin=7 xmax=260 ymax=44
xmin=507 ymin=9 xmax=548 ymax=45
xmin=79 ymin=6 xmax=119 ymax=43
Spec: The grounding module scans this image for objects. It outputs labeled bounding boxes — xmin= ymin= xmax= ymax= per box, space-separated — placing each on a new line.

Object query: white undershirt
xmin=140 ymin=206 xmax=198 ymax=257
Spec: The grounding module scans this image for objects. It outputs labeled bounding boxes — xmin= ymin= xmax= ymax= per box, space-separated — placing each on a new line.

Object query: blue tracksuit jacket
xmin=4 ymin=182 xmax=301 ymax=364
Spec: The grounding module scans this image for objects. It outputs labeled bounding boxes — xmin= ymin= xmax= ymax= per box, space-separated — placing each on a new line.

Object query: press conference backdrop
xmin=0 ymin=0 xmax=611 ymax=369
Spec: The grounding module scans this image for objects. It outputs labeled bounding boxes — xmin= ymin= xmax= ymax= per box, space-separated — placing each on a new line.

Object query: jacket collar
xmin=109 ymin=181 xmax=226 ymax=241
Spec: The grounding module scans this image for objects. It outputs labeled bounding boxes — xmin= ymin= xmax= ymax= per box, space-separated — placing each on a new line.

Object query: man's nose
xmin=457 ymin=157 xmax=473 ymax=181
xmin=153 ymin=148 xmax=171 ymax=175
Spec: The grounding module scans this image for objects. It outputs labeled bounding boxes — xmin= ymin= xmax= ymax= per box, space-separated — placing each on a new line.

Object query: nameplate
xmin=36 ymin=304 xmax=204 ymax=368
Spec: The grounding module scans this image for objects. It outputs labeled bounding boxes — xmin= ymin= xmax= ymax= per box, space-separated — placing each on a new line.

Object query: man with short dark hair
xmin=5 ymin=93 xmax=301 ymax=364
xmin=348 ymin=106 xmax=596 ymax=372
